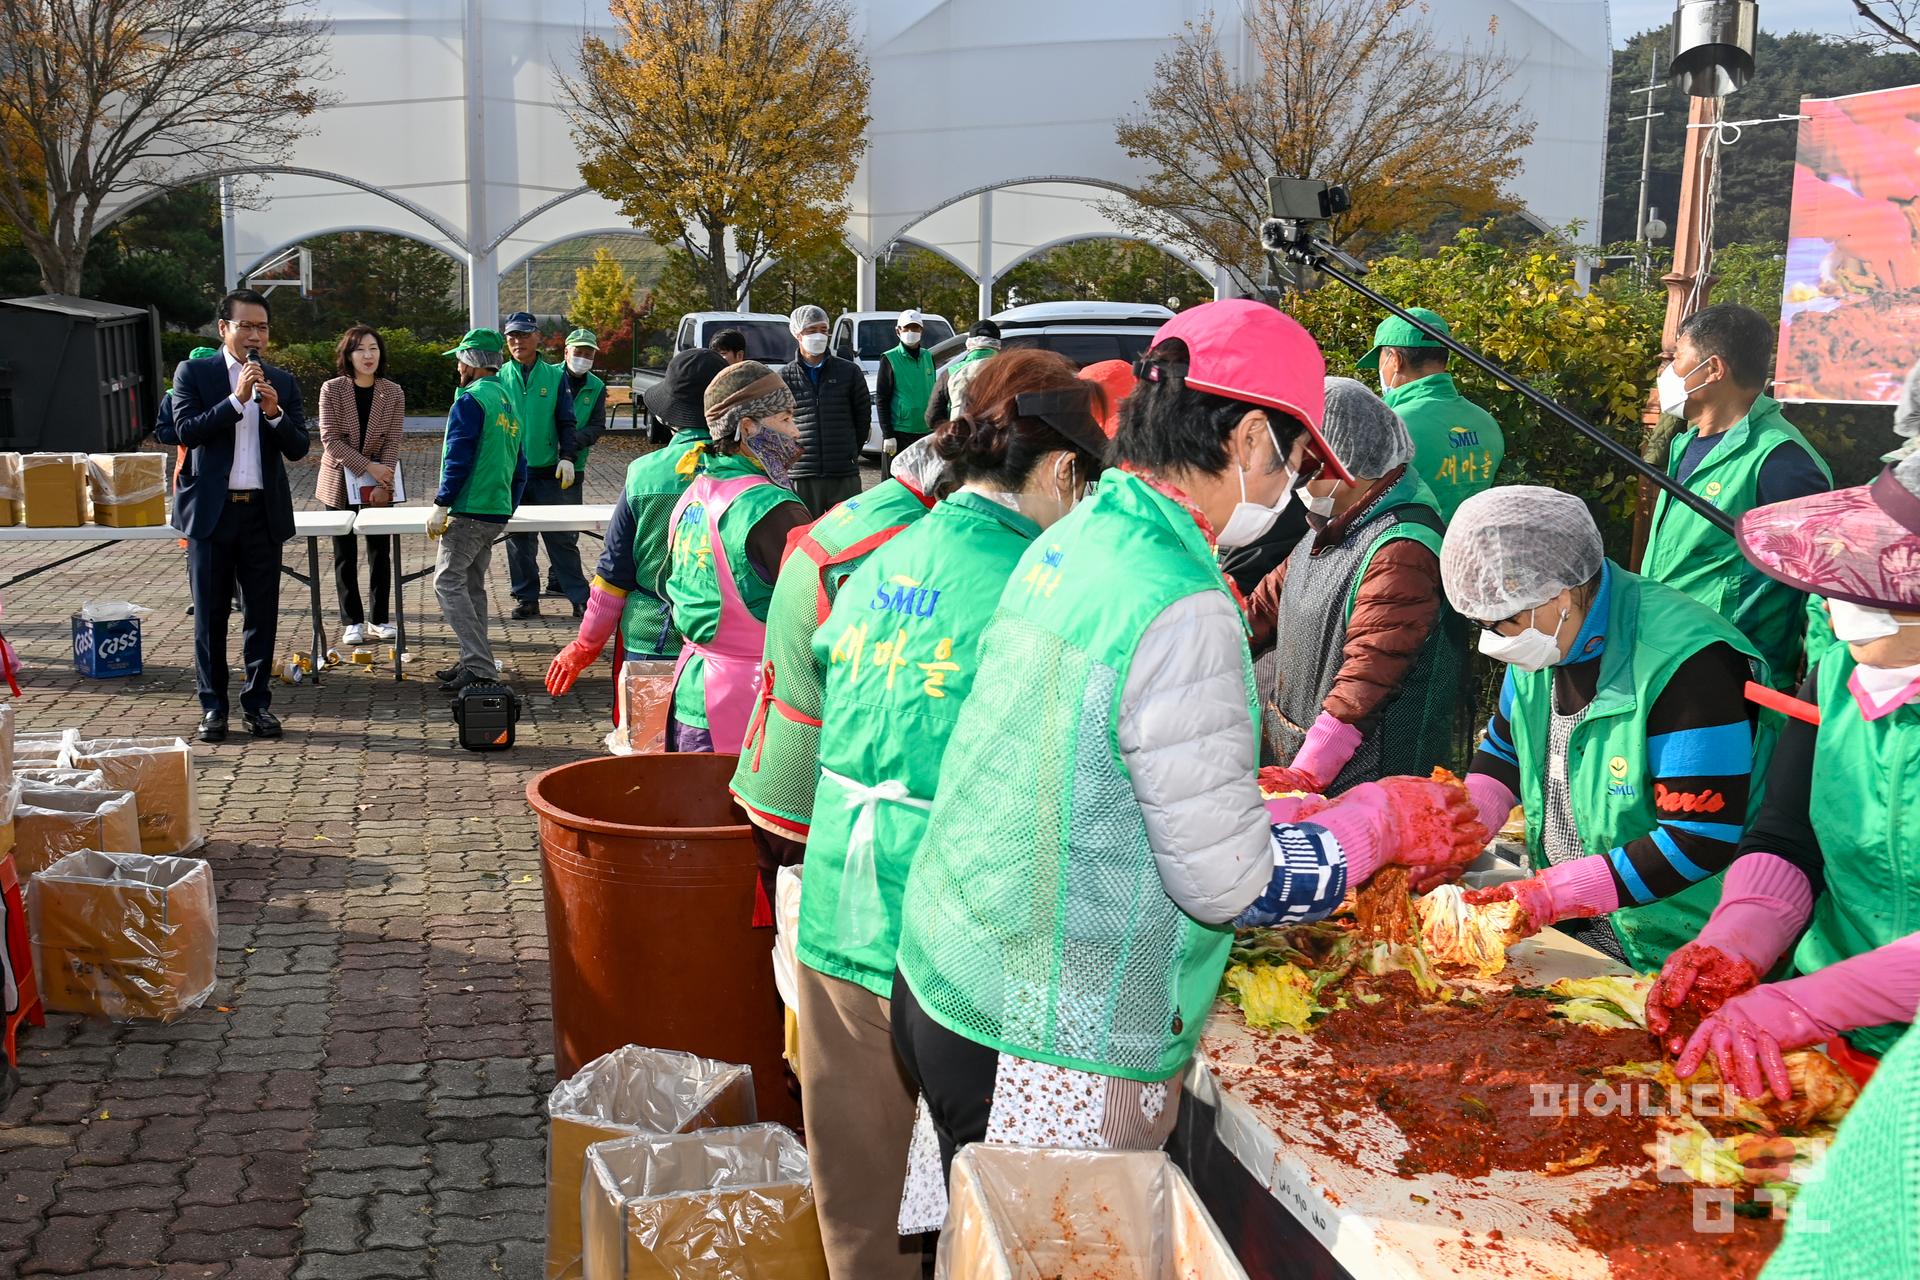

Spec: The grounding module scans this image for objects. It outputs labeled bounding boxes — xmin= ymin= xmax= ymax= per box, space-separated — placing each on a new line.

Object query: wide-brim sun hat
xmin=1739 ymin=465 xmax=1920 ymax=611
xmin=644 ymin=348 xmax=727 ymax=434
xmin=1146 ymin=299 xmax=1351 ymax=482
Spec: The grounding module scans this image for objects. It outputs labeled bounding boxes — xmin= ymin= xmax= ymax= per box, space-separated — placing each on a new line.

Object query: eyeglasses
xmin=225 ymin=320 xmax=270 ymax=335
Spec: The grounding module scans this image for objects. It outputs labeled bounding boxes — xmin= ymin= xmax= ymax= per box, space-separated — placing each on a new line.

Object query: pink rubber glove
xmin=1464 ymin=772 xmax=1517 ymax=842
xmin=1289 ymin=712 xmax=1362 ymax=792
xmin=1648 ymin=853 xmax=1814 ymax=1049
xmin=1678 ymin=933 xmax=1920 ymax=1098
xmin=1464 ymin=854 xmax=1620 ymax=936
xmin=545 ymin=584 xmax=625 ymax=695
xmin=1305 ymin=776 xmax=1487 ymax=892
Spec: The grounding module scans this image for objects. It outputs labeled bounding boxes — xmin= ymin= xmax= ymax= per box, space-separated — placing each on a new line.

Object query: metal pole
xmin=1631 ymin=51 xmax=1663 ymax=243
xmin=1288 ymin=245 xmax=1737 ymax=536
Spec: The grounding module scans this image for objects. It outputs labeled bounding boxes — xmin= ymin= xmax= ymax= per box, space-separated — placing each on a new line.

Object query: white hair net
xmin=456 ymin=348 xmax=502 ymax=370
xmin=789 ymin=304 xmax=829 ymax=334
xmin=1320 ymin=377 xmax=1414 ymax=479
xmin=1440 ymin=486 xmax=1604 ymax=621
xmin=889 ymin=435 xmax=950 ymax=495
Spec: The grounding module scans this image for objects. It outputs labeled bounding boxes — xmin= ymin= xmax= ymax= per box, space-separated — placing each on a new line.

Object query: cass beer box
xmin=73 ymin=610 xmax=142 ymax=678
xmin=86 ymin=453 xmax=167 ymax=527
xmin=28 ymin=850 xmax=216 ymax=1022
xmin=21 ymin=453 xmax=86 ymax=527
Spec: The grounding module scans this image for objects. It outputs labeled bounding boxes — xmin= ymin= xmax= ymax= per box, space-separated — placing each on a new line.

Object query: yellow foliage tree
xmin=567 ymin=248 xmax=638 ymax=343
xmin=559 ymin=0 xmax=870 ymax=312
xmin=1111 ymin=0 xmax=1535 ymax=280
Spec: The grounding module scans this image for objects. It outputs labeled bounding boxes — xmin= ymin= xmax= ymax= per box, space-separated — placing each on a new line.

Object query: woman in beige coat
xmin=317 ymin=326 xmax=405 ymax=644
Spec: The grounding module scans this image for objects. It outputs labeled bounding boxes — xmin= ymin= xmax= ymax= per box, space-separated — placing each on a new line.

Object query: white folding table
xmin=350 ymin=504 xmax=615 ymax=680
xmin=0 ymin=509 xmax=356 ymax=684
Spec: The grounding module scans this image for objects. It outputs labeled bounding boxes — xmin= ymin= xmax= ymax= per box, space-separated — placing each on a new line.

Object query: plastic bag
xmin=13 ymin=786 xmax=140 ymax=879
xmin=936 ymin=1146 xmax=1248 ymax=1280
xmin=547 ymin=1045 xmax=758 ymax=1280
xmin=85 ymin=454 xmax=167 ymax=505
xmin=13 ymin=729 xmax=77 ymax=767
xmin=605 ymin=661 xmax=676 ymax=755
xmin=771 ymin=865 xmax=802 ymax=1012
xmin=581 ymin=1124 xmax=825 ymax=1280
xmin=68 ymin=737 xmax=203 ymax=855
xmin=15 ymin=768 xmax=108 ymax=791
xmin=76 ymin=601 xmax=150 ymax=622
xmin=27 ymin=850 xmax=217 ymax=1022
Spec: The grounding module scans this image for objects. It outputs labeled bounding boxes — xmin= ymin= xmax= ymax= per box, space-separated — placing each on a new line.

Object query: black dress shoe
xmin=440 ymin=669 xmax=481 ymax=694
xmin=434 ymin=664 xmax=463 ymax=683
xmin=543 ymin=583 xmax=566 ymax=598
xmin=572 ymin=601 xmax=586 ymax=618
xmin=197 ymin=711 xmax=228 ymax=743
xmin=243 ymin=711 xmax=283 ymax=739
xmin=511 ymin=601 xmax=541 ymax=620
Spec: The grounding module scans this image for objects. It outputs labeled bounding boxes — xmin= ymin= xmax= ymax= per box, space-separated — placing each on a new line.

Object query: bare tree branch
xmin=1853 ymin=0 xmax=1920 ymax=55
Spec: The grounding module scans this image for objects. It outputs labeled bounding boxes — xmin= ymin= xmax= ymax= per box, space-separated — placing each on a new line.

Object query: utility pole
xmin=1630 ymin=51 xmax=1666 ymax=245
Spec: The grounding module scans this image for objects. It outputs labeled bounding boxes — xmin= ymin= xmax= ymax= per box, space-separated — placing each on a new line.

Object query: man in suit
xmin=156 ymin=289 xmax=310 ymax=742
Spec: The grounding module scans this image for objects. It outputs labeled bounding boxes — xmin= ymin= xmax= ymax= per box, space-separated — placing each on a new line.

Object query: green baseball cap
xmin=443 ymin=328 xmax=506 ymax=357
xmin=565 ymin=328 xmax=599 ymax=350
xmin=1357 ymin=308 xmax=1451 ymax=370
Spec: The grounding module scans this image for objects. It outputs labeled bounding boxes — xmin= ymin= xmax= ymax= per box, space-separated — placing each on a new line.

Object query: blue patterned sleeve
xmin=1233 ymin=822 xmax=1351 ymax=928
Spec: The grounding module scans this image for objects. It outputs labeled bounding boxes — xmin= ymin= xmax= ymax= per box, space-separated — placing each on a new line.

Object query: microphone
xmin=247 ymin=347 xmax=263 ymax=402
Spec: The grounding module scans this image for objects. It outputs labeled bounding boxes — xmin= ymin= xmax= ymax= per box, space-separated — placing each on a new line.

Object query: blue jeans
xmin=506 ymin=464 xmax=587 ymax=606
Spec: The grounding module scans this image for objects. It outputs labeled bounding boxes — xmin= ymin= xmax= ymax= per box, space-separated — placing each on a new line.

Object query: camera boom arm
xmin=1269 ymin=232 xmax=1736 ymax=537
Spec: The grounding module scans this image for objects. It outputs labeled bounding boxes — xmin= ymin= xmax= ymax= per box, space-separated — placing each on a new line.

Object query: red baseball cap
xmin=1078 ymin=360 xmax=1135 ymax=437
xmin=1147 ymin=300 xmax=1349 ymax=482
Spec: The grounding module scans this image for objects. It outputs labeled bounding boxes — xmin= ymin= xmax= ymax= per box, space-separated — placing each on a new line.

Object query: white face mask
xmin=1301 ymin=487 xmax=1337 ymax=519
xmin=1478 ymin=604 xmax=1568 ymax=672
xmin=1830 ymin=598 xmax=1920 ymax=644
xmin=798 ymin=332 xmax=829 ymax=357
xmin=1656 ymin=359 xmax=1710 ymax=416
xmin=900 ymin=330 xmax=921 ymax=348
xmin=566 ymin=355 xmax=593 ymax=376
xmin=1216 ymin=424 xmax=1296 ymax=549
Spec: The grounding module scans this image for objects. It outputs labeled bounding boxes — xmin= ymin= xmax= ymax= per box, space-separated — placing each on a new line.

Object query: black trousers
xmin=329 ymin=505 xmax=390 ymax=626
xmin=187 ymin=497 xmax=281 ymax=715
xmin=890 ymin=969 xmax=999 ymax=1179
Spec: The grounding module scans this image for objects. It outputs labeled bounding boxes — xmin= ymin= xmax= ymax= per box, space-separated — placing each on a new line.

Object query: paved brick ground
xmin=0 ymin=434 xmax=778 ymax=1279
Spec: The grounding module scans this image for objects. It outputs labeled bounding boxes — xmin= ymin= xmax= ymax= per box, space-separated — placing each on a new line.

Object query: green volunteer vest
xmin=1798 ymin=649 xmax=1920 ymax=1057
xmin=1758 ymin=1013 xmax=1918 ymax=1280
xmin=1507 ymin=566 xmax=1776 ymax=973
xmin=1641 ymin=397 xmax=1831 ymax=690
xmin=943 ymin=347 xmax=995 ymax=416
xmin=798 ymin=492 xmax=1042 ymax=998
xmin=1803 ymin=594 xmax=1838 ymax=675
xmin=729 ymin=478 xmax=935 ymax=836
xmin=501 ymin=356 xmax=567 ymax=468
xmin=882 ymin=345 xmax=936 ymax=436
xmin=1382 ymin=373 xmax=1504 ymax=523
xmin=666 ymin=452 xmax=805 ymax=729
xmin=617 ymin=430 xmax=710 ymax=659
xmin=570 ymin=372 xmax=605 ymax=471
xmin=440 ymin=375 xmax=521 ymax=518
xmin=897 ymin=470 xmax=1251 ymax=1082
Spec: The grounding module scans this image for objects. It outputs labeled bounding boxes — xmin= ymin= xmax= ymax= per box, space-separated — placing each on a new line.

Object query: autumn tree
xmin=1111 ymin=0 xmax=1534 ymax=279
xmin=567 ymin=246 xmax=639 ymax=342
xmin=559 ymin=0 xmax=870 ymax=312
xmin=0 ymin=0 xmax=332 ymax=294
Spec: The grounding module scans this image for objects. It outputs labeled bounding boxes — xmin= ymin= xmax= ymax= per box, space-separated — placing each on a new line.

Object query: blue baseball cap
xmin=502 ymin=311 xmax=538 ymax=334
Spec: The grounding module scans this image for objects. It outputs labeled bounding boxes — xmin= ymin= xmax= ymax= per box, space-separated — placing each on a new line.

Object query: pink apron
xmin=667 ymin=473 xmax=773 ymax=753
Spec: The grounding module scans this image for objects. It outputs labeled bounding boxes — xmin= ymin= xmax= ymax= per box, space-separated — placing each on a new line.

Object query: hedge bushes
xmin=160 ymin=327 xmax=459 ymax=416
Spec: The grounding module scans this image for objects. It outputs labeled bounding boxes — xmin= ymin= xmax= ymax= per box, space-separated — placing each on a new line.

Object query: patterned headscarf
xmin=702 ymin=361 xmax=793 ymax=445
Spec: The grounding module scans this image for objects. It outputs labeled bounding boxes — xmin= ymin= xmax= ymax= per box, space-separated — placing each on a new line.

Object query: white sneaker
xmin=341 ymin=623 xmax=367 ymax=646
xmin=368 ymin=623 xmax=397 ymax=641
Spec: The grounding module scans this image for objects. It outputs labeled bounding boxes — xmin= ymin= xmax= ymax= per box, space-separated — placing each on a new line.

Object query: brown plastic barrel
xmin=527 ymin=752 xmax=797 ymax=1127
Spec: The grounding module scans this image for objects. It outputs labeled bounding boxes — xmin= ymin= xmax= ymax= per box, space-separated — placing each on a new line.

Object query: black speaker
xmin=452 ymin=682 xmax=520 ymax=751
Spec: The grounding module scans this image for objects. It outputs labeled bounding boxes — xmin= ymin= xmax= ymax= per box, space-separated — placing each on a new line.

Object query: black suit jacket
xmin=156 ymin=354 xmax=310 ymax=542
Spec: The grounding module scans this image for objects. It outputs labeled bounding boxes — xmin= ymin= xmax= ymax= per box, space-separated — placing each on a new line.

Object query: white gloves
xmin=882 ymin=438 xmax=899 ymax=458
xmin=427 ymin=505 xmax=452 ymax=539
xmin=556 ymin=459 xmax=576 ymax=490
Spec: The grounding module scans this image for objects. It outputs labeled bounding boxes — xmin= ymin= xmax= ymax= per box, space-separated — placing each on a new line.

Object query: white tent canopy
xmin=108 ymin=0 xmax=1609 ymax=328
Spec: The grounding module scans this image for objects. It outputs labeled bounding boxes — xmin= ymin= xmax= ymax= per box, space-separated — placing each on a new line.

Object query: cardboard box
xmin=21 ymin=454 xmax=85 ymax=528
xmin=69 ymin=738 xmax=202 ymax=855
xmin=72 ymin=613 xmax=142 ymax=678
xmin=12 ymin=729 xmax=74 ymax=767
xmin=28 ymin=850 xmax=216 ymax=1022
xmin=86 ymin=453 xmax=167 ymax=527
xmin=0 ymin=452 xmax=21 ymax=527
xmin=13 ymin=787 xmax=140 ymax=880
xmin=546 ymin=1046 xmax=757 ymax=1280
xmin=581 ymin=1126 xmax=824 ymax=1280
